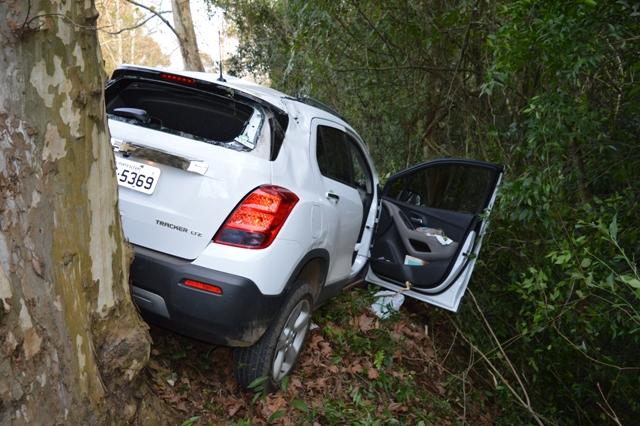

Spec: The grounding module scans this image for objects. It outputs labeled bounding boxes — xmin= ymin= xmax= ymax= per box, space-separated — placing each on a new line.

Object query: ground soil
xmin=146 ymin=286 xmax=500 ymax=425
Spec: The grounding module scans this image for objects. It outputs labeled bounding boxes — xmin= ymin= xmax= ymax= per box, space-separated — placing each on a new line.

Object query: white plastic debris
xmin=415 ymin=227 xmax=454 ymax=245
xmin=309 ymin=321 xmax=320 ymax=331
xmin=434 ymin=234 xmax=453 ymax=246
xmin=404 ymin=255 xmax=426 ymax=266
xmin=371 ymin=291 xmax=405 ymax=319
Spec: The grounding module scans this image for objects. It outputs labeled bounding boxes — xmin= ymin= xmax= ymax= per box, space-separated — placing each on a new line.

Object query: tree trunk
xmin=0 ymin=1 xmax=171 ymax=424
xmin=171 ymin=0 xmax=204 ymax=71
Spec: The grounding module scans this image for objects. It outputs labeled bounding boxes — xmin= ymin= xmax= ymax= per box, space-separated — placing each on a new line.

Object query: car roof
xmin=115 ymin=64 xmax=356 ymax=135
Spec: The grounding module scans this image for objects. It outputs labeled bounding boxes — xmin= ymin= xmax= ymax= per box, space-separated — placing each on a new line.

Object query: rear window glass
xmin=105 ymin=80 xmax=265 ymax=153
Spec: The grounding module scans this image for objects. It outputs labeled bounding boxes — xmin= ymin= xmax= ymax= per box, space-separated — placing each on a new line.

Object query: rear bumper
xmin=129 ymin=245 xmax=285 ymax=347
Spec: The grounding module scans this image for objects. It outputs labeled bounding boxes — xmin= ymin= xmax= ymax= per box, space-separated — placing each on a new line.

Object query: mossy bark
xmin=0 ymin=1 xmax=172 ymax=424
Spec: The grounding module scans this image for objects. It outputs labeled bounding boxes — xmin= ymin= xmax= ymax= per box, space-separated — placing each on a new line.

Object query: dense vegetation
xmin=213 ymin=0 xmax=640 ymax=423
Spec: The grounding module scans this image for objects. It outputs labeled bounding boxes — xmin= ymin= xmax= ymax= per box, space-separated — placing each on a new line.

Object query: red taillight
xmin=183 ymin=279 xmax=223 ymax=295
xmin=160 ymin=72 xmax=195 ymax=85
xmin=214 ymin=185 xmax=299 ymax=249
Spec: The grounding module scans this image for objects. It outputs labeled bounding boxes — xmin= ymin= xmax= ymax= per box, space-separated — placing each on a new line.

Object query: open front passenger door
xmin=365 ymin=159 xmax=503 ymax=312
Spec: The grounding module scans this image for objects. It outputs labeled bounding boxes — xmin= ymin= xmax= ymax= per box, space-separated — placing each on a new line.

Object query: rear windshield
xmin=105 ymin=79 xmax=266 ymax=154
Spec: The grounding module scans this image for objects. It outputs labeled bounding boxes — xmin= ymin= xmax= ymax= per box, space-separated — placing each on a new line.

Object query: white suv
xmin=106 ymin=65 xmax=503 ymax=389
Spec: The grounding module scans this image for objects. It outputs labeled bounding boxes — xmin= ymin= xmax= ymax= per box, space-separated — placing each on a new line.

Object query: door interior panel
xmin=370 ymin=258 xmax=451 ymax=289
xmin=370 ymin=199 xmax=474 ymax=289
xmin=391 ymin=202 xmax=474 ymax=242
xmin=369 ymin=159 xmax=503 ymax=304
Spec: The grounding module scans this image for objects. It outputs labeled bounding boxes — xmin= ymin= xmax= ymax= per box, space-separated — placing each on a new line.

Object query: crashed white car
xmin=105 ymin=65 xmax=503 ymax=389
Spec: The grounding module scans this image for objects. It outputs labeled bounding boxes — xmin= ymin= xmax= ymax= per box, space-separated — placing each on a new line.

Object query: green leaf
xmin=248 ymin=376 xmax=268 ymax=390
xmin=279 ymin=375 xmax=290 ymax=392
xmin=609 ymin=215 xmax=618 ymax=241
xmin=619 ymin=275 xmax=640 ymax=289
xmin=248 ymin=376 xmax=268 ymax=403
xmin=580 ymin=258 xmax=592 ymax=268
xmin=374 ymin=350 xmax=385 ymax=369
xmin=180 ymin=416 xmax=200 ymax=426
xmin=268 ymin=410 xmax=285 ymax=423
xmin=606 ymin=273 xmax=615 ymax=288
xmin=292 ymin=399 xmax=308 ymax=412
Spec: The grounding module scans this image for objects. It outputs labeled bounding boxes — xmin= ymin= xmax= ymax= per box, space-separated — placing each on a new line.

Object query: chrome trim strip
xmin=111 ymin=138 xmax=209 ymax=175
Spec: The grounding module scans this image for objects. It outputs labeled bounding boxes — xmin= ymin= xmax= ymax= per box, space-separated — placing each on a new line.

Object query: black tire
xmin=233 ymin=283 xmax=313 ymax=391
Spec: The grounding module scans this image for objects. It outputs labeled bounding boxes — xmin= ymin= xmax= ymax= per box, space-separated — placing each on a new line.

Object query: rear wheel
xmin=233 ymin=283 xmax=313 ymax=391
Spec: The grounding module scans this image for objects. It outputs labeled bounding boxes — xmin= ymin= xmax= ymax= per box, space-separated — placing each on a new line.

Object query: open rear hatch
xmin=105 ymin=68 xmax=288 ymax=260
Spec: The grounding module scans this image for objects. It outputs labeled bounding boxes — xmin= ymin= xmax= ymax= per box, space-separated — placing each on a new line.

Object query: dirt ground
xmin=147 ymin=285 xmax=499 ymax=425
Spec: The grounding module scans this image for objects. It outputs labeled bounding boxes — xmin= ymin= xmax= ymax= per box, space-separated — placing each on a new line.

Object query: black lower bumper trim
xmin=132 ymin=286 xmax=170 ymax=318
xmin=129 ymin=245 xmax=285 ymax=347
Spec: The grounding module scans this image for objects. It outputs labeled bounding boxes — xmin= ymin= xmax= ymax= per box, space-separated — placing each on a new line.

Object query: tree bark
xmin=171 ymin=0 xmax=204 ymax=71
xmin=0 ymin=1 xmax=171 ymax=424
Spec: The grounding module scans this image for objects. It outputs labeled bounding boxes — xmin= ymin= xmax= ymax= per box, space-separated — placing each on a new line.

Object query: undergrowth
xmin=150 ymin=285 xmax=498 ymax=425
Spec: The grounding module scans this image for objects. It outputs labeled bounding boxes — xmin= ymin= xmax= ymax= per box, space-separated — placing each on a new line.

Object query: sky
xmin=146 ymin=0 xmax=237 ymax=72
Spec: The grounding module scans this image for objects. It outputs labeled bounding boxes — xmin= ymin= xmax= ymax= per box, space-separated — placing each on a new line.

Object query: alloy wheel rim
xmin=272 ymin=299 xmax=311 ymax=381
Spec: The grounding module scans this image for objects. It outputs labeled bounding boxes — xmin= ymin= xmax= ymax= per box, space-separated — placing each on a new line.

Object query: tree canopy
xmin=215 ymin=0 xmax=640 ymax=422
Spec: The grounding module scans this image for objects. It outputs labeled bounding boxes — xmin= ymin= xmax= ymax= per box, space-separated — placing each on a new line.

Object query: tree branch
xmin=100 ymin=12 xmax=169 ymax=35
xmin=124 ymin=0 xmax=180 ymax=40
xmin=332 ymin=65 xmax=473 ymax=73
xmin=451 ymin=317 xmax=548 ymax=426
xmin=350 ymin=0 xmax=400 ymax=66
xmin=21 ymin=11 xmax=170 ymax=35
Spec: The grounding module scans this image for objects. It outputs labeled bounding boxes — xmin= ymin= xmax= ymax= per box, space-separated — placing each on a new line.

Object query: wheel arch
xmin=282 ymin=249 xmax=330 ymax=302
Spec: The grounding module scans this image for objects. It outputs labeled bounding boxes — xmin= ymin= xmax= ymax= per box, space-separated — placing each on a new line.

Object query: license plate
xmin=115 ymin=157 xmax=161 ymax=195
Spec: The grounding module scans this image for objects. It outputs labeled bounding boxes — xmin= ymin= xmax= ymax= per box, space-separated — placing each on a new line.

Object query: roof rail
xmin=293 ymin=96 xmax=345 ymax=120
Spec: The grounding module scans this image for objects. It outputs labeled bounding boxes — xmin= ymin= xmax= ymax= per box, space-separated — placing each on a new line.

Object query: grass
xmin=148 ymin=284 xmax=498 ymax=425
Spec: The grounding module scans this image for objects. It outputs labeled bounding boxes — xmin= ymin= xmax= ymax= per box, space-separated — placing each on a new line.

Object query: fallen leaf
xmin=290 ymin=376 xmax=303 ymax=389
xmin=357 ymin=314 xmax=377 ymax=333
xmin=264 ymin=394 xmax=287 ymax=415
xmin=226 ymin=400 xmax=243 ymax=417
xmin=175 ymin=400 xmax=188 ymax=412
xmin=388 ymin=402 xmax=408 ymax=413
xmin=318 ymin=341 xmax=333 ymax=357
xmin=367 ymin=368 xmax=379 ymax=380
xmin=349 ymin=362 xmax=364 ymax=374
xmin=394 ymin=321 xmax=424 ymax=340
xmin=391 ymin=370 xmax=405 ymax=379
xmin=308 ymin=377 xmax=328 ymax=390
xmin=309 ymin=333 xmax=324 ymax=346
xmin=423 ymin=344 xmax=435 ymax=359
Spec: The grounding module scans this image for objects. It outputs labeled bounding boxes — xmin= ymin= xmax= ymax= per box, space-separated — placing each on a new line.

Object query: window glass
xmin=106 ymin=80 xmax=262 ymax=153
xmin=316 ymin=125 xmax=353 ymax=185
xmin=386 ymin=164 xmax=494 ymax=214
xmin=346 ymin=136 xmax=371 ymax=191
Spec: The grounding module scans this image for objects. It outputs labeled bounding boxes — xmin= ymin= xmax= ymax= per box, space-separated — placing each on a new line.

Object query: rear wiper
xmin=111 ymin=107 xmax=150 ymax=124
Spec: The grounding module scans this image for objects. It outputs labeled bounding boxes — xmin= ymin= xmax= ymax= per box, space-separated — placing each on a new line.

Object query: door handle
xmin=326 ymin=191 xmax=340 ymax=203
xmin=409 ymin=215 xmax=424 ymax=225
